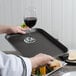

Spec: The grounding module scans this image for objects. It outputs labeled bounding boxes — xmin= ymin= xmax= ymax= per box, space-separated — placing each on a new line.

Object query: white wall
xmin=51 ymin=0 xmax=73 ymax=49
xmin=51 ymin=0 xmax=76 ymax=50
xmin=0 ymin=0 xmax=76 ymax=51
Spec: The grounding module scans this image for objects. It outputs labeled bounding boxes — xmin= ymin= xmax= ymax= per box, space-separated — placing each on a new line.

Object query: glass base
xmin=24 ymin=37 xmax=36 ymax=44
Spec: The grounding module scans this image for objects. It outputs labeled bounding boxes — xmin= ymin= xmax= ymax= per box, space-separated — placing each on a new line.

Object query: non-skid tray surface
xmin=5 ymin=28 xmax=68 ymax=57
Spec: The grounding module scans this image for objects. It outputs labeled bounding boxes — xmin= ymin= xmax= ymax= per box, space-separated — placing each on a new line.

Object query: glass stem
xmin=28 ymin=29 xmax=32 ymax=38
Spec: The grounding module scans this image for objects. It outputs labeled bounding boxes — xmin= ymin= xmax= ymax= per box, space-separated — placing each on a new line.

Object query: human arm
xmin=0 ymin=52 xmax=54 ymax=76
xmin=0 ymin=51 xmax=32 ymax=76
xmin=0 ymin=25 xmax=29 ymax=34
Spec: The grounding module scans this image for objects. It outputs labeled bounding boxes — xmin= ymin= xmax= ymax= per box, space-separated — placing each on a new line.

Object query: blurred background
xmin=0 ymin=0 xmax=76 ymax=51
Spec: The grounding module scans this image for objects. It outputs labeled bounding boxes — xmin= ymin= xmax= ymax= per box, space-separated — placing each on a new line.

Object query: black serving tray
xmin=5 ymin=28 xmax=68 ymax=58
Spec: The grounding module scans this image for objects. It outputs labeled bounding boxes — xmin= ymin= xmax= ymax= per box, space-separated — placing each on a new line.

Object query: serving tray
xmin=5 ymin=28 xmax=68 ymax=57
xmin=5 ymin=28 xmax=68 ymax=75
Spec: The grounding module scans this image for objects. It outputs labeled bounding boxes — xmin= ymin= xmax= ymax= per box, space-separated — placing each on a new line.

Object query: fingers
xmin=37 ymin=53 xmax=54 ymax=61
xmin=31 ymin=53 xmax=55 ymax=68
xmin=48 ymin=59 xmax=62 ymax=70
xmin=11 ymin=26 xmax=30 ymax=34
xmin=17 ymin=30 xmax=26 ymax=34
xmin=17 ymin=26 xmax=29 ymax=34
xmin=37 ymin=53 xmax=62 ymax=68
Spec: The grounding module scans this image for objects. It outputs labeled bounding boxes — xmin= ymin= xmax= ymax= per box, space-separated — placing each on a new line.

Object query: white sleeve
xmin=0 ymin=51 xmax=32 ymax=76
xmin=21 ymin=57 xmax=32 ymax=76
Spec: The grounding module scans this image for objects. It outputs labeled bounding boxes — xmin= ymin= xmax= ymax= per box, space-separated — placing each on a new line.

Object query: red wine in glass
xmin=24 ymin=17 xmax=37 ymax=43
xmin=24 ymin=17 xmax=37 ymax=28
xmin=24 ymin=7 xmax=37 ymax=44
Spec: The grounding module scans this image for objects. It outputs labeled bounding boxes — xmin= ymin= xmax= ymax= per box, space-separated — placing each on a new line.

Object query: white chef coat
xmin=0 ymin=51 xmax=32 ymax=76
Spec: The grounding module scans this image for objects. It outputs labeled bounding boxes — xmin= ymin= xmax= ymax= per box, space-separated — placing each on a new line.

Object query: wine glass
xmin=24 ymin=7 xmax=37 ymax=44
